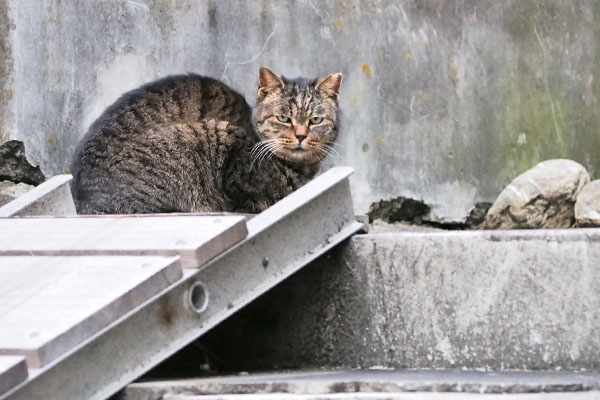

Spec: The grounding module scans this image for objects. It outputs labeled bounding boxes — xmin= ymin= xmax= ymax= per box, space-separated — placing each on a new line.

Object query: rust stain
xmin=361 ymin=62 xmax=372 ymax=78
xmin=406 ymin=53 xmax=413 ymax=62
xmin=4 ymin=89 xmax=12 ymax=100
xmin=375 ymin=136 xmax=383 ymax=145
xmin=48 ymin=16 xmax=56 ymax=23
xmin=424 ymin=41 xmax=430 ymax=49
xmin=336 ymin=18 xmax=344 ymax=31
xmin=47 ymin=135 xmax=55 ymax=145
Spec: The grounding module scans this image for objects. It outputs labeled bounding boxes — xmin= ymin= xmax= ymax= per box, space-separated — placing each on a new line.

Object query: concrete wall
xmin=1 ymin=0 xmax=600 ymax=219
xmin=197 ymin=229 xmax=600 ymax=371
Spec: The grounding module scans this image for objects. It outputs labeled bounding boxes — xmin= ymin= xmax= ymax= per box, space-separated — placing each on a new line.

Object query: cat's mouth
xmin=279 ymin=146 xmax=319 ymax=164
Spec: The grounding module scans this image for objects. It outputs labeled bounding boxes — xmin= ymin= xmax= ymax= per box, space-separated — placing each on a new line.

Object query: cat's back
xmin=71 ymin=74 xmax=253 ymax=214
xmin=85 ymin=74 xmax=251 ymax=138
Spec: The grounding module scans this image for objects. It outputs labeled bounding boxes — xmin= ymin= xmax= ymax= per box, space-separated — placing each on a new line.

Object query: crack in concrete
xmin=221 ymin=16 xmax=278 ymax=84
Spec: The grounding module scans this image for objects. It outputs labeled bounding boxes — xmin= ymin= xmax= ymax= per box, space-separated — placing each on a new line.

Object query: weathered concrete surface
xmin=121 ymin=370 xmax=600 ymax=400
xmin=0 ymin=181 xmax=32 ymax=207
xmin=0 ymin=174 xmax=75 ymax=216
xmin=158 ymin=392 xmax=600 ymax=400
xmin=2 ymin=1 xmax=600 ymax=219
xmin=195 ymin=229 xmax=600 ymax=371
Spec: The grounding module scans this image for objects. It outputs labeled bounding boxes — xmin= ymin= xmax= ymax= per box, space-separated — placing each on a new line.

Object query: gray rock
xmin=575 ymin=180 xmax=600 ymax=227
xmin=484 ymin=159 xmax=590 ymax=229
xmin=0 ymin=180 xmax=33 ymax=207
xmin=0 ymin=140 xmax=45 ymax=185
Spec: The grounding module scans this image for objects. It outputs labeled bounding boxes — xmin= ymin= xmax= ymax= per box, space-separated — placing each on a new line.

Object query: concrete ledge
xmin=122 ymin=370 xmax=600 ymax=400
xmin=0 ymin=175 xmax=75 ymax=217
xmin=161 ymin=393 xmax=600 ymax=400
xmin=195 ymin=228 xmax=600 ymax=371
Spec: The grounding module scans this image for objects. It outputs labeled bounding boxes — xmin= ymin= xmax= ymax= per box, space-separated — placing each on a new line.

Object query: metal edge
xmin=246 ymin=167 xmax=354 ymax=236
xmin=0 ymin=215 xmax=248 ymax=263
xmin=0 ymin=357 xmax=27 ymax=396
xmin=192 ymin=217 xmax=250 ymax=268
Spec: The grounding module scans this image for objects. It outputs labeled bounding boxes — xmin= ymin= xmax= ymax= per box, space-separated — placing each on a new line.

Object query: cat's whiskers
xmin=320 ymin=143 xmax=340 ymax=157
xmin=256 ymin=140 xmax=281 ymax=167
xmin=250 ymin=139 xmax=275 ymax=157
xmin=250 ymin=139 xmax=278 ymax=170
xmin=264 ymin=141 xmax=284 ymax=164
xmin=322 ymin=141 xmax=342 ymax=156
xmin=309 ymin=142 xmax=339 ymax=162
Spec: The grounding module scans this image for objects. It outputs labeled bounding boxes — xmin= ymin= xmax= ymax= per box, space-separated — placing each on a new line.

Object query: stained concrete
xmin=158 ymin=393 xmax=600 ymax=400
xmin=195 ymin=228 xmax=600 ymax=371
xmin=121 ymin=370 xmax=600 ymax=400
xmin=2 ymin=1 xmax=600 ymax=219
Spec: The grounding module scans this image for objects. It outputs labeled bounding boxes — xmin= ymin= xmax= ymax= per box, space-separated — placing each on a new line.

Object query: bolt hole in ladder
xmin=0 ymin=167 xmax=362 ymax=400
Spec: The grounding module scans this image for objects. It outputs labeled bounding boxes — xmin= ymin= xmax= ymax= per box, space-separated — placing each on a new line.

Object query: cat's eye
xmin=310 ymin=116 xmax=323 ymax=125
xmin=276 ymin=115 xmax=290 ymax=123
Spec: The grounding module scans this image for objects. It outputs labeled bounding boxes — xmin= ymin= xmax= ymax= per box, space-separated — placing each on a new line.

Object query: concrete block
xmin=197 ymin=228 xmax=600 ymax=371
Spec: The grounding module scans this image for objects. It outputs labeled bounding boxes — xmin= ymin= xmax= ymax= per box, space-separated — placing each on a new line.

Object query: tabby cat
xmin=71 ymin=67 xmax=342 ymax=214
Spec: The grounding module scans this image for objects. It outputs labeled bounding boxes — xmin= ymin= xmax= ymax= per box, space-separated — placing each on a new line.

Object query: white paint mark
xmin=426 ymin=181 xmax=478 ymax=223
xmin=320 ymin=26 xmax=333 ymax=41
xmin=435 ymin=336 xmax=456 ymax=365
xmin=524 ymin=178 xmax=543 ymax=193
xmin=506 ymin=184 xmax=531 ymax=202
xmin=126 ymin=1 xmax=149 ymax=11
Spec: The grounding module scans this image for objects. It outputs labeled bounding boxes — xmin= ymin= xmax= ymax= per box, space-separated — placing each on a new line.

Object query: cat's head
xmin=252 ymin=67 xmax=342 ymax=164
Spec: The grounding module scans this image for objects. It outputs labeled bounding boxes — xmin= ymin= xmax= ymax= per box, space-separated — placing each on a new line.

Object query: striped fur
xmin=71 ymin=68 xmax=342 ymax=214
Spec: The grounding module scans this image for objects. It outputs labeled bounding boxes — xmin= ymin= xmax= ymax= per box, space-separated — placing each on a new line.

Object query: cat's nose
xmin=295 ymin=127 xmax=308 ymax=143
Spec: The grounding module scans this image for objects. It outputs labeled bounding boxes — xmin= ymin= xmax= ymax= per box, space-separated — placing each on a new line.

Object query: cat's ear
xmin=315 ymin=73 xmax=343 ymax=101
xmin=258 ymin=67 xmax=284 ymax=101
